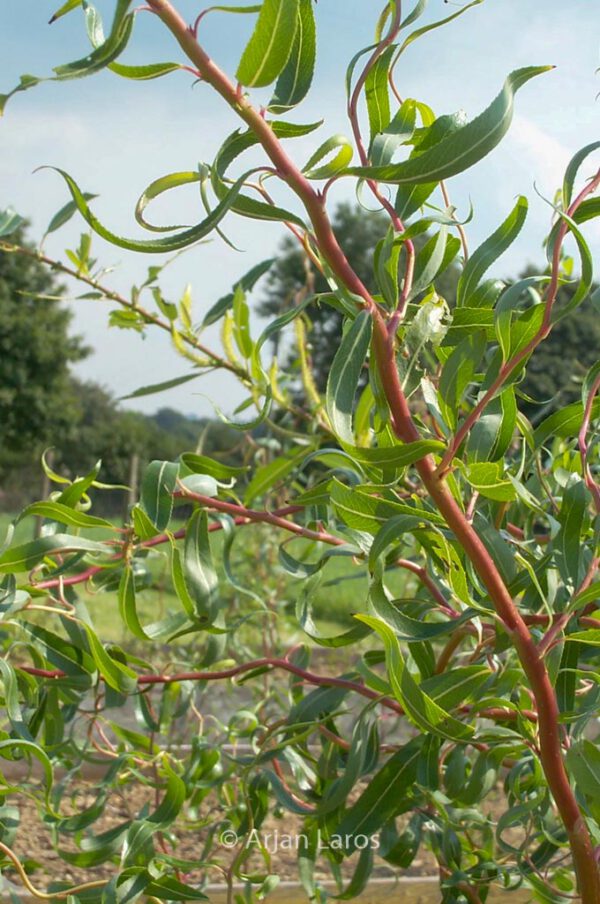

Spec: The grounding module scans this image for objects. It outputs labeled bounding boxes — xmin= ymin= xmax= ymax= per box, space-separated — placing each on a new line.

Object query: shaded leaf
xmin=334 ymin=737 xmax=423 ymax=850
xmin=140 ymin=460 xmax=179 ymax=532
xmin=457 ymin=196 xmax=528 ymax=306
xmin=326 ymin=312 xmax=372 ymax=443
xmin=0 ymin=535 xmax=109 ymax=574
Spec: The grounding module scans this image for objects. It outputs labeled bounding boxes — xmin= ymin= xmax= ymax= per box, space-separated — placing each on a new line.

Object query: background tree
xmin=260 ymin=202 xmax=460 ymax=393
xmin=519 ymin=281 xmax=600 ymax=420
xmin=0 ymin=225 xmax=242 ymax=513
xmin=0 ymin=224 xmax=88 ymax=476
xmin=261 ymin=206 xmax=599 ymax=417
xmin=54 ymin=385 xmax=241 ymax=513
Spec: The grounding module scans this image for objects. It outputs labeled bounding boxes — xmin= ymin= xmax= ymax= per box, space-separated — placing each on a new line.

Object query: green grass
xmin=0 ymin=510 xmax=34 ymax=545
xmin=1 ymin=510 xmax=413 ymax=652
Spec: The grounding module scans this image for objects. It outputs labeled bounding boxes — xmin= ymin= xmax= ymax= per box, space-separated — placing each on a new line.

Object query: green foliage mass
xmin=260 ymin=202 xmax=460 ymax=393
xmin=0 ymin=226 xmax=87 ymax=461
xmin=0 ymin=2 xmax=599 ymax=902
xmin=521 ymin=290 xmax=600 ymax=419
xmin=262 ymin=206 xmax=598 ymax=413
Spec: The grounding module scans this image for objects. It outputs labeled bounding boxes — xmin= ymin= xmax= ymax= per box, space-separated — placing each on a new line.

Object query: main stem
xmin=371 ymin=317 xmax=600 ymax=903
xmin=141 ymin=3 xmax=600 ymax=898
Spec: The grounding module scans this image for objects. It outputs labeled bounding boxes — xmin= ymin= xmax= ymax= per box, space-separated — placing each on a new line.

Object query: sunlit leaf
xmin=236 ymin=0 xmax=298 ymax=88
xmin=345 ymin=67 xmax=552 ymax=184
xmin=269 ymin=0 xmax=315 ymax=112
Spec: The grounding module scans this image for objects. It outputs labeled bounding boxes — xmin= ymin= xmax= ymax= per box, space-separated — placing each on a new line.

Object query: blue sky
xmin=1 ymin=0 xmax=599 ymax=416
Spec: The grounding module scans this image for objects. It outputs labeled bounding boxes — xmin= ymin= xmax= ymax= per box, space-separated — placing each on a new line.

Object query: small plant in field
xmin=1 ymin=1 xmax=600 ymax=902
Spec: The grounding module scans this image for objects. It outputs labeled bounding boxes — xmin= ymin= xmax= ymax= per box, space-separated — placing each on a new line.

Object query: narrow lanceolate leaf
xmin=0 ymin=208 xmax=24 ymax=236
xmin=574 ymin=197 xmax=600 ymax=225
xmin=214 ymin=120 xmax=321 ymax=182
xmin=553 ymin=480 xmax=589 ymax=588
xmin=371 ymin=99 xmax=416 ymax=168
xmin=18 ymin=502 xmax=112 ymax=530
xmin=202 ymin=258 xmax=274 ymax=327
xmin=211 ymin=120 xmax=317 ymax=226
xmin=180 ymin=453 xmax=248 ymax=481
xmin=465 ymin=462 xmax=516 ymax=502
xmin=53 ymin=0 xmax=134 ymax=80
xmin=326 ymin=311 xmax=372 ymax=443
xmin=346 ymin=439 xmax=444 ymax=469
xmin=567 ymin=740 xmax=600 ymax=801
xmin=535 ymin=397 xmax=600 ymax=445
xmin=370 ymin=586 xmax=477 ymax=643
xmin=296 ymin=580 xmax=371 ymax=647
xmin=439 ymin=330 xmax=487 ymax=426
xmin=331 ymin=479 xmax=445 ymax=534
xmin=345 ymin=67 xmax=552 ymax=184
xmin=0 ymin=535 xmax=109 ymax=574
xmin=493 ymin=276 xmax=544 ymax=361
xmin=132 ymin=505 xmax=159 ymax=541
xmin=49 ymin=0 xmax=82 ymax=22
xmin=467 ymin=387 xmax=516 ymax=462
xmin=0 ymin=740 xmax=54 ymax=809
xmin=109 ymin=60 xmax=181 ymax=80
xmin=457 ymin=196 xmax=528 ymax=305
xmin=408 ymin=227 xmax=450 ymax=300
xmin=45 ymin=194 xmax=98 ymax=237
xmin=395 ymin=181 xmax=437 ymax=222
xmin=244 ymin=446 xmax=308 ymax=506
xmin=46 ymin=166 xmax=256 ymax=253
xmin=334 ymin=737 xmax=423 ymax=849
xmin=0 ymin=76 xmax=40 ymax=117
xmin=140 ymin=461 xmax=179 ymax=532
xmin=118 ymin=567 xmax=150 ymax=641
xmin=357 ymin=614 xmax=474 ymax=741
xmin=399 ymin=0 xmax=428 ymax=30
xmin=421 ymin=666 xmax=491 ymax=712
xmin=318 ymin=715 xmax=376 ymax=814
xmin=0 ymin=660 xmax=33 ymax=741
xmin=184 ymin=510 xmax=219 ymax=623
xmin=121 ymin=372 xmax=202 ymax=401
xmin=82 ymin=623 xmax=137 ymax=694
xmin=547 ymin=208 xmax=593 ymax=322
xmin=83 ymin=4 xmax=181 ymax=82
xmin=396 ymin=0 xmax=483 ymax=57
xmin=135 ymin=171 xmax=202 ymax=232
xmin=302 ymin=135 xmax=354 ymax=180
xmin=563 ymin=140 xmax=600 ymax=207
xmin=365 ymin=45 xmax=396 ymax=145
xmin=269 ymin=0 xmax=315 ymax=112
xmin=236 ymin=0 xmax=299 ymax=88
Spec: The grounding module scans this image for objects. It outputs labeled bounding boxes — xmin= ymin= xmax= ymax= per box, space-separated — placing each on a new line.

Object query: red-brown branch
xmin=176 ymin=489 xmax=345 ymax=545
xmin=33 ymin=505 xmax=304 ymax=591
xmin=538 ymin=557 xmax=600 ymax=655
xmin=20 ymin=657 xmax=403 ymax=714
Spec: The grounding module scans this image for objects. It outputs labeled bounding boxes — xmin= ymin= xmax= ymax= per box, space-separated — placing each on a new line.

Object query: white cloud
xmin=3 ymin=0 xmax=599 ymax=415
xmin=509 ymin=115 xmax=572 ymax=193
